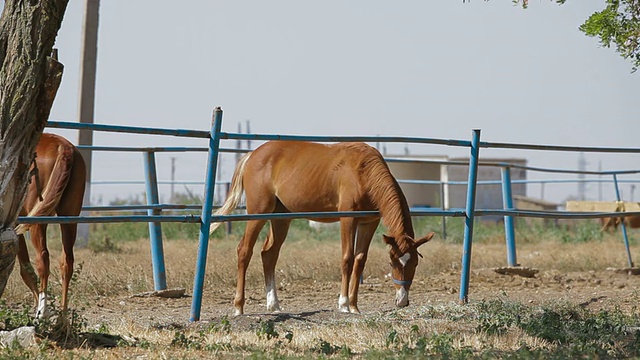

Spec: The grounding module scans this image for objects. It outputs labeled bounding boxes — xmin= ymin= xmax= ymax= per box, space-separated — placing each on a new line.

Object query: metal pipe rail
xmin=219 ymin=131 xmax=472 ymax=148
xmin=398 ymin=178 xmax=640 ymax=186
xmin=481 ymin=140 xmax=640 ymax=154
xmin=48 ymin=120 xmax=210 ymax=138
xmin=18 ymin=208 xmax=639 ymax=224
xmin=17 ymin=208 xmax=468 ymax=225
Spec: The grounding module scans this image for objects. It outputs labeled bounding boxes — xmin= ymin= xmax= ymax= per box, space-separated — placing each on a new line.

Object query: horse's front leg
xmin=348 ymin=220 xmax=378 ymax=313
xmin=235 ymin=220 xmax=266 ymax=316
xmin=338 ymin=218 xmax=357 ymax=313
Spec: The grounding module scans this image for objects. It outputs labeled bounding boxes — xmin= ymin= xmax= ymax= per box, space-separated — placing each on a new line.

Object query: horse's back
xmin=244 ymin=141 xmax=384 ymax=213
xmin=251 ymin=141 xmax=381 ymax=168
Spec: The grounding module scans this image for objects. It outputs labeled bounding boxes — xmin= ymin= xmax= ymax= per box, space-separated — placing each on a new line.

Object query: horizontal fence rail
xmin=48 ymin=120 xmax=210 ymax=138
xmin=480 ymin=140 xmax=640 ymax=153
xmin=17 ymin=208 xmax=640 ymax=225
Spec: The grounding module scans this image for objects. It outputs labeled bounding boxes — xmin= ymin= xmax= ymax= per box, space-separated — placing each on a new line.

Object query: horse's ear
xmin=383 ymin=234 xmax=401 ymax=252
xmin=414 ymin=232 xmax=435 ymax=248
xmin=383 ymin=234 xmax=395 ymax=246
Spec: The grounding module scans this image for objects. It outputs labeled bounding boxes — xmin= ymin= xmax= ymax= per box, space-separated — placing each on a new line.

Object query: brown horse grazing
xmin=15 ymin=133 xmax=86 ymax=319
xmin=210 ymin=141 xmax=434 ymax=315
xmin=601 ymin=215 xmax=640 ymax=232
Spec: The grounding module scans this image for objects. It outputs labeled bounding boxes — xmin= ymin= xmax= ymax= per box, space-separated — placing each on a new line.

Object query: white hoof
xmin=35 ymin=293 xmax=50 ymax=320
xmin=338 ymin=295 xmax=349 ymax=313
xmin=266 ymin=288 xmax=281 ymax=312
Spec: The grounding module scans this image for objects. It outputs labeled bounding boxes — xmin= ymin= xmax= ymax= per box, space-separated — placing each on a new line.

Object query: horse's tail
xmin=15 ymin=144 xmax=75 ymax=235
xmin=209 ymin=153 xmax=252 ymax=234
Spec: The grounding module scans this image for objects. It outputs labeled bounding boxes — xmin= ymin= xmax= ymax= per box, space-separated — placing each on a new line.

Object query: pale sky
xmin=14 ymin=1 xmax=640 ymax=204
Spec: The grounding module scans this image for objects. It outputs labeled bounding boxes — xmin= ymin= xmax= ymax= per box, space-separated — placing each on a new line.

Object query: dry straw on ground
xmin=1 ymin=224 xmax=639 ymax=358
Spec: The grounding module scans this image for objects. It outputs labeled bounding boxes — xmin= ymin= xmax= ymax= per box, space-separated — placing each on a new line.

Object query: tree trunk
xmin=0 ymin=0 xmax=69 ymax=297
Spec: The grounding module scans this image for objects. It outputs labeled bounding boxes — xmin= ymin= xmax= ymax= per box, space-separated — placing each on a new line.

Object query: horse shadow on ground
xmin=191 ymin=309 xmax=342 ymax=333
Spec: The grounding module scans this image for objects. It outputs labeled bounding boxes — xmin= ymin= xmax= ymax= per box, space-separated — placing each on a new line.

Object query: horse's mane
xmin=348 ymin=143 xmax=415 ymax=248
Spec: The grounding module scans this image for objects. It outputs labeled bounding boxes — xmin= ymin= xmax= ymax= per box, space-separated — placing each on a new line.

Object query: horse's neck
xmin=379 ymin=197 xmax=413 ymax=238
xmin=358 ymin=152 xmax=414 ymax=238
xmin=371 ymin=177 xmax=414 ymax=239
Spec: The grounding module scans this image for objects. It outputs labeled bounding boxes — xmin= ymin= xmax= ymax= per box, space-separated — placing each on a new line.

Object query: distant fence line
xmin=15 ymin=107 xmax=640 ymax=322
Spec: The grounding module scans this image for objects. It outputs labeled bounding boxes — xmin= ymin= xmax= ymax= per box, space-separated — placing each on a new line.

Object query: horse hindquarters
xmin=18 ymin=134 xmax=85 ymax=319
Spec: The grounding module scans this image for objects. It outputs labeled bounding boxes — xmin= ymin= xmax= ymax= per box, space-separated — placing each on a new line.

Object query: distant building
xmin=386 ymin=155 xmax=527 ymax=220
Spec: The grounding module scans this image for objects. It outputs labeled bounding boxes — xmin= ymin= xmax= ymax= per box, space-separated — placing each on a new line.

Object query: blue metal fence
xmin=16 ymin=106 xmax=640 ymax=322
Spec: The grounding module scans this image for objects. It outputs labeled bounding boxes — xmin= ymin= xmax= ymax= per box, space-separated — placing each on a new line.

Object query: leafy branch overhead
xmin=477 ymin=0 xmax=640 ymax=72
xmin=579 ymin=0 xmax=640 ymax=72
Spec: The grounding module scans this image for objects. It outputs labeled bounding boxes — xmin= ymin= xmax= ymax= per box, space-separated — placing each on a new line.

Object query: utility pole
xmin=77 ymin=0 xmax=100 ymax=247
xmin=598 ymin=161 xmax=602 ymax=201
xmin=577 ymin=152 xmax=587 ymax=201
xmin=246 ymin=120 xmax=251 ymax=151
xmin=235 ymin=122 xmax=242 ymax=165
xmin=170 ymin=157 xmax=176 ymax=203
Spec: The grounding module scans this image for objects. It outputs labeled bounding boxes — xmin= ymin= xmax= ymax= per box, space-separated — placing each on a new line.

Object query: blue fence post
xmin=459 ymin=129 xmax=481 ymax=304
xmin=191 ymin=107 xmax=224 ymax=321
xmin=143 ymin=150 xmax=167 ymax=290
xmin=501 ymin=166 xmax=518 ymax=267
xmin=613 ymin=174 xmax=635 ymax=268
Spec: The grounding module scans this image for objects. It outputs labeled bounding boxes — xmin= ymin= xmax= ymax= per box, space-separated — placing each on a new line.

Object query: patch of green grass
xmin=519 ymin=303 xmax=640 ymax=358
xmin=255 ymin=319 xmax=279 ymax=340
xmin=471 ymin=298 xmax=640 ymax=359
xmin=0 ymin=300 xmax=33 ymax=330
xmin=475 ymin=298 xmax=524 ymax=336
xmin=370 ymin=299 xmax=640 ymax=359
xmin=559 ymin=221 xmax=604 ymax=243
xmin=311 ymin=338 xmax=352 ymax=357
xmin=380 ymin=327 xmax=473 ymax=359
xmin=0 ymin=297 xmax=133 ymax=356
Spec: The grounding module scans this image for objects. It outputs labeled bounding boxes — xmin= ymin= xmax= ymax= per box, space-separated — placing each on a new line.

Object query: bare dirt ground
xmin=82 ymin=254 xmax=640 ymax=333
xmin=72 ymin=239 xmax=640 ymax=330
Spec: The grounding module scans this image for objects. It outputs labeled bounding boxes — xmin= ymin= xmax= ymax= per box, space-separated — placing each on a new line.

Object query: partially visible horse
xmin=601 ymin=215 xmax=640 ymax=232
xmin=210 ymin=141 xmax=434 ymax=315
xmin=15 ymin=133 xmax=86 ymax=319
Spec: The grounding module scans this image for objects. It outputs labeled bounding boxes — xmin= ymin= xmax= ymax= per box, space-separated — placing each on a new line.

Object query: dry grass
xmin=1 ymin=223 xmax=639 ymax=358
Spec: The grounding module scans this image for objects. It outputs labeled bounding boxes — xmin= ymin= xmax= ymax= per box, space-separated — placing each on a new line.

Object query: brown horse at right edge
xmin=209 ymin=141 xmax=434 ymax=316
xmin=15 ymin=133 xmax=86 ymax=319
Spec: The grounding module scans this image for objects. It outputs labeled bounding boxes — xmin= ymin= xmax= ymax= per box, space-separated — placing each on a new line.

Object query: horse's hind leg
xmin=261 ymin=218 xmax=292 ymax=312
xmin=17 ymin=234 xmax=39 ymax=305
xmin=30 ymin=224 xmax=50 ymax=319
xmin=59 ymin=223 xmax=77 ymax=313
xmin=235 ymin=219 xmax=267 ymax=316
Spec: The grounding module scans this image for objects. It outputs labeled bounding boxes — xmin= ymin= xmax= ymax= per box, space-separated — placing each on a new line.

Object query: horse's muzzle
xmin=395 ymin=287 xmax=409 ymax=307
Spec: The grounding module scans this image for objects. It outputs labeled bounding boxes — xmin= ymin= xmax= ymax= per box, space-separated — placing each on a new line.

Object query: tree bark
xmin=0 ymin=0 xmax=69 ymax=297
